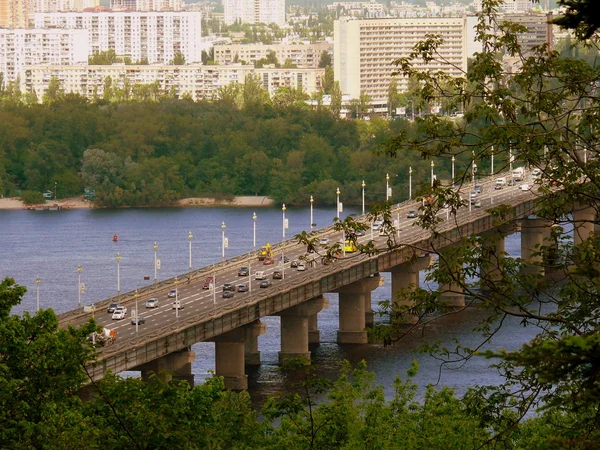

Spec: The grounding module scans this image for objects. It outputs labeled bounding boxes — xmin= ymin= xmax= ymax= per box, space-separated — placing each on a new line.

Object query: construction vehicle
xmin=258 ymin=243 xmax=273 ymax=261
xmin=87 ymin=328 xmax=117 ymax=347
xmin=344 ymin=240 xmax=358 ymax=253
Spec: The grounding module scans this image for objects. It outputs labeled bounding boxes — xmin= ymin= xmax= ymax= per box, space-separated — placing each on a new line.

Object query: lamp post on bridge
xmin=385 ymin=173 xmax=390 ymax=201
xmin=282 ymin=203 xmax=287 ymax=280
xmin=77 ymin=265 xmax=83 ymax=310
xmin=310 ymin=195 xmax=314 ymax=230
xmin=451 ymin=156 xmax=455 ymax=187
xmin=135 ymin=289 xmax=139 ymax=334
xmin=336 ymin=187 xmax=340 ymax=219
xmin=116 ymin=253 xmax=121 ymax=296
xmin=153 ymin=242 xmax=158 ymax=284
xmin=361 ymin=180 xmax=366 ymax=215
xmin=409 ymin=166 xmax=412 ymax=200
xmin=188 ymin=231 xmax=193 ymax=273
xmin=430 ymin=160 xmax=435 ymax=187
xmin=35 ymin=278 xmax=41 ymax=312
xmin=252 ymin=212 xmax=257 ymax=250
xmin=221 ymin=221 xmax=226 ymax=260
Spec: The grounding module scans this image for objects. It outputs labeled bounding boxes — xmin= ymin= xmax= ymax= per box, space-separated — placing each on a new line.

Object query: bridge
xmin=59 ymin=170 xmax=594 ymax=390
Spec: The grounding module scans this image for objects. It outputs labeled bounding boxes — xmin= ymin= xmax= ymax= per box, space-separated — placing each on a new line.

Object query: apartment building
xmin=223 ymin=0 xmax=285 ymax=27
xmin=34 ymin=12 xmax=202 ymax=64
xmin=109 ymin=0 xmax=183 ymax=12
xmin=21 ymin=64 xmax=323 ymax=101
xmin=214 ymin=42 xmax=331 ymax=68
xmin=0 ymin=28 xmax=89 ymax=81
xmin=334 ymin=16 xmax=467 ymax=102
xmin=327 ymin=1 xmax=385 ymax=16
xmin=504 ymin=13 xmax=553 ymax=54
xmin=0 ymin=0 xmax=28 ymax=27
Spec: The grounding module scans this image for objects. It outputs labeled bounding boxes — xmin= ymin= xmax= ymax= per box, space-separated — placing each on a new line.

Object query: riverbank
xmin=0 ymin=196 xmax=274 ymax=210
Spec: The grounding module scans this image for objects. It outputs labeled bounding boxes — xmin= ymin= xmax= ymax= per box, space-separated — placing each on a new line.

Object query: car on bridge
xmin=223 ymin=283 xmax=236 ymax=292
xmin=172 ymin=301 xmax=184 ymax=309
xmin=263 ymin=258 xmax=274 ymax=265
xmin=238 ymin=266 xmax=249 ymax=276
xmin=273 ymin=270 xmax=283 ymax=279
xmin=237 ymin=284 xmax=248 ymax=292
xmin=112 ymin=307 xmax=127 ymax=320
xmin=279 ymin=256 xmax=290 ymax=264
xmin=167 ymin=289 xmax=177 ymax=298
xmin=407 ymin=210 xmax=417 ymax=218
xmin=131 ymin=316 xmax=145 ymax=325
xmin=222 ymin=290 xmax=234 ymax=298
xmin=291 ymin=260 xmax=299 ymax=268
xmin=107 ymin=303 xmax=119 ymax=313
xmin=260 ymin=280 xmax=272 ymax=288
xmin=297 ymin=262 xmax=306 ymax=271
xmin=319 ymin=238 xmax=330 ymax=245
xmin=255 ymin=271 xmax=267 ymax=280
xmin=372 ymin=219 xmax=384 ymax=230
xmin=145 ymin=298 xmax=159 ymax=308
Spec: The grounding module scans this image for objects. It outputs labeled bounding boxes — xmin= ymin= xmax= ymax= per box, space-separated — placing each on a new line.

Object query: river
xmin=0 ymin=205 xmax=539 ymax=404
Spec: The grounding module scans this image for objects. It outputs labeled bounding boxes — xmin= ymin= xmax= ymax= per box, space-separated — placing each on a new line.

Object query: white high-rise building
xmin=223 ymin=0 xmax=285 ymax=27
xmin=34 ymin=12 xmax=202 ymax=64
xmin=334 ymin=16 xmax=467 ymax=103
xmin=0 ymin=28 xmax=89 ymax=82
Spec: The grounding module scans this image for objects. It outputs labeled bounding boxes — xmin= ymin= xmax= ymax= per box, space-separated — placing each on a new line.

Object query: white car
xmin=255 ymin=271 xmax=267 ymax=280
xmin=297 ymin=262 xmax=306 ymax=271
xmin=319 ymin=238 xmax=330 ymax=245
xmin=145 ymin=298 xmax=159 ymax=308
xmin=172 ymin=301 xmax=184 ymax=309
xmin=531 ymin=168 xmax=542 ymax=179
xmin=111 ymin=306 xmax=127 ymax=320
xmin=372 ymin=219 xmax=384 ymax=230
xmin=520 ymin=183 xmax=531 ymax=191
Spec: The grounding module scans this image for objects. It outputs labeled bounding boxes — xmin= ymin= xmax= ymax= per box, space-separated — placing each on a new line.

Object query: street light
xmin=188 ymin=231 xmax=193 ymax=272
xmin=336 ymin=187 xmax=341 ymax=219
xmin=451 ymin=156 xmax=455 ymax=187
xmin=409 ymin=166 xmax=413 ymax=199
xmin=174 ymin=277 xmax=180 ymax=320
xmin=134 ymin=289 xmax=139 ymax=333
xmin=282 ymin=203 xmax=286 ymax=239
xmin=116 ymin=253 xmax=121 ymax=296
xmin=35 ymin=278 xmax=41 ymax=312
xmin=221 ymin=221 xmax=226 ymax=259
xmin=310 ymin=195 xmax=314 ymax=230
xmin=252 ymin=212 xmax=257 ymax=249
xmin=361 ymin=180 xmax=366 ymax=214
xmin=431 ymin=161 xmax=436 ymax=187
xmin=153 ymin=242 xmax=158 ymax=283
xmin=491 ymin=146 xmax=494 ymax=175
xmin=385 ymin=173 xmax=390 ymax=201
xmin=472 ymin=151 xmax=476 ymax=187
xmin=77 ymin=265 xmax=82 ymax=309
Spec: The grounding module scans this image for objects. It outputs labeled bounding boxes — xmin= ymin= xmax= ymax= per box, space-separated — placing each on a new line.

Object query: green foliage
xmin=19 ymin=190 xmax=44 ymax=205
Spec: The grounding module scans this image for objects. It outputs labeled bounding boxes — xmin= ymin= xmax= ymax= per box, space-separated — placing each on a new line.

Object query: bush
xmin=20 ymin=190 xmax=45 ymax=205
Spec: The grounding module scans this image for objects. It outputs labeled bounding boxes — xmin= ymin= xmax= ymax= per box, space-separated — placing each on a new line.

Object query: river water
xmin=0 ymin=205 xmax=539 ymax=404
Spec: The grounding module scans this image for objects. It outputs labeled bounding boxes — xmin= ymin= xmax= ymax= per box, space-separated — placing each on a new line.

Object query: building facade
xmin=0 ymin=0 xmax=28 ymax=27
xmin=21 ymin=64 xmax=323 ymax=101
xmin=223 ymin=0 xmax=285 ymax=27
xmin=213 ymin=42 xmax=331 ymax=68
xmin=334 ymin=16 xmax=467 ymax=102
xmin=0 ymin=28 xmax=89 ymax=81
xmin=34 ymin=11 xmax=202 ymax=64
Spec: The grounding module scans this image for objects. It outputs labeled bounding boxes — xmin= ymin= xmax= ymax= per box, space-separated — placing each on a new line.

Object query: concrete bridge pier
xmin=277 ymin=296 xmax=327 ymax=364
xmin=438 ymin=247 xmax=465 ymax=308
xmin=390 ymin=256 xmax=432 ymax=324
xmin=573 ymin=204 xmax=595 ymax=246
xmin=211 ymin=328 xmax=248 ymax=390
xmin=480 ymin=227 xmax=508 ymax=289
xmin=138 ymin=347 xmax=196 ymax=386
xmin=520 ymin=217 xmax=550 ymax=276
xmin=244 ymin=320 xmax=266 ymax=366
xmin=335 ymin=277 xmax=381 ymax=344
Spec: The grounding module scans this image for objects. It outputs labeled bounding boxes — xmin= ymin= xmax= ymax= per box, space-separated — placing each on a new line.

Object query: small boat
xmin=113 ymin=234 xmax=118 ymax=242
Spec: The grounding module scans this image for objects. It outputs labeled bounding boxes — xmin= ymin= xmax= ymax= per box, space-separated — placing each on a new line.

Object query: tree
xmin=371 ymin=0 xmax=600 ymax=443
xmin=387 ymin=78 xmax=400 ymax=117
xmin=19 ymin=190 xmax=44 ymax=204
xmin=88 ymin=49 xmax=118 ymax=65
xmin=171 ymin=51 xmax=186 ymax=65
xmin=42 ymin=76 xmax=63 ymax=104
xmin=322 ymin=66 xmax=335 ymax=95
xmin=318 ymin=50 xmax=332 ymax=68
xmin=330 ymin=81 xmax=342 ymax=117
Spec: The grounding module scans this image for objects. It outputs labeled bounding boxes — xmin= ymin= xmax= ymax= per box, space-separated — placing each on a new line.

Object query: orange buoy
xmin=113 ymin=234 xmax=118 ymax=242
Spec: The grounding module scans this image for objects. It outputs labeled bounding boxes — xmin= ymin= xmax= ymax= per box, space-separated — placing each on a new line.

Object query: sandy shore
xmin=0 ymin=195 xmax=274 ymax=210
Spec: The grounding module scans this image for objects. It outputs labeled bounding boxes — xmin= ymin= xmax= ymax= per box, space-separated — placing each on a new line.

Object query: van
xmin=531 ymin=168 xmax=542 ymax=179
xmin=474 ymin=184 xmax=483 ymax=194
xmin=512 ymin=167 xmax=525 ymax=181
xmin=255 ymin=271 xmax=266 ymax=280
xmin=496 ymin=177 xmax=506 ymax=186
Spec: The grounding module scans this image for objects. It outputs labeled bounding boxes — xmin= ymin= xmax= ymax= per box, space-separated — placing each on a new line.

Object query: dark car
xmin=222 ymin=290 xmax=234 ymax=298
xmin=107 ymin=303 xmax=119 ymax=313
xmin=237 ymin=284 xmax=248 ymax=292
xmin=263 ymin=258 xmax=274 ymax=265
xmin=223 ymin=283 xmax=236 ymax=292
xmin=260 ymin=280 xmax=272 ymax=288
xmin=238 ymin=266 xmax=249 ymax=276
xmin=290 ymin=260 xmax=299 ymax=268
xmin=273 ymin=270 xmax=283 ymax=280
xmin=131 ymin=316 xmax=146 ymax=325
xmin=167 ymin=289 xmax=177 ymax=298
xmin=279 ymin=256 xmax=290 ymax=264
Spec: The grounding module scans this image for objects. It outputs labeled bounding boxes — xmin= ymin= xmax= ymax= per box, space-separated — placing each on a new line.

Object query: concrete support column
xmin=210 ymin=329 xmax=247 ymax=390
xmin=308 ymin=314 xmax=320 ymax=344
xmin=438 ymin=247 xmax=465 ymax=308
xmin=277 ymin=296 xmax=327 ymax=364
xmin=138 ymin=347 xmax=196 ymax=385
xmin=521 ymin=217 xmax=550 ymax=276
xmin=390 ymin=256 xmax=432 ymax=324
xmin=244 ymin=320 xmax=266 ymax=366
xmin=480 ymin=228 xmax=506 ymax=289
xmin=573 ymin=204 xmax=595 ymax=246
xmin=335 ymin=277 xmax=381 ymax=344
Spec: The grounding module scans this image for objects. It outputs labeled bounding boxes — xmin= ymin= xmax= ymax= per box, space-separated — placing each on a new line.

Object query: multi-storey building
xmin=214 ymin=42 xmax=331 ymax=68
xmin=0 ymin=28 xmax=89 ymax=81
xmin=28 ymin=0 xmax=99 ymax=16
xmin=0 ymin=0 xmax=29 ymax=27
xmin=472 ymin=0 xmax=536 ymax=13
xmin=21 ymin=64 xmax=323 ymax=101
xmin=327 ymin=1 xmax=384 ymax=16
xmin=110 ymin=0 xmax=182 ymax=12
xmin=334 ymin=16 xmax=467 ymax=103
xmin=34 ymin=12 xmax=202 ymax=64
xmin=503 ymin=13 xmax=553 ymax=54
xmin=223 ymin=0 xmax=285 ymax=27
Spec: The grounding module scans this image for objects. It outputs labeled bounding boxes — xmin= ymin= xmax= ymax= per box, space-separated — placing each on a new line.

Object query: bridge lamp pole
xmin=153 ymin=242 xmax=158 ymax=284
xmin=491 ymin=146 xmax=494 ymax=175
xmin=310 ymin=195 xmax=314 ymax=230
xmin=361 ymin=180 xmax=366 ymax=215
xmin=221 ymin=221 xmax=226 ymax=260
xmin=336 ymin=187 xmax=340 ymax=219
xmin=188 ymin=231 xmax=193 ymax=273
xmin=135 ymin=289 xmax=139 ymax=334
xmin=282 ymin=203 xmax=286 ymax=279
xmin=77 ymin=265 xmax=82 ymax=310
xmin=174 ymin=277 xmax=179 ymax=320
xmin=252 ymin=212 xmax=257 ymax=250
xmin=430 ymin=161 xmax=435 ymax=187
xmin=409 ymin=166 xmax=413 ymax=200
xmin=282 ymin=203 xmax=286 ymax=239
xmin=451 ymin=156 xmax=455 ymax=187
xmin=35 ymin=278 xmax=41 ymax=312
xmin=116 ymin=253 xmax=121 ymax=296
xmin=385 ymin=173 xmax=390 ymax=201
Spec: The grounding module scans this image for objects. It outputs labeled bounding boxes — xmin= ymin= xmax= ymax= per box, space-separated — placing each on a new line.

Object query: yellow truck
xmin=344 ymin=240 xmax=358 ymax=253
xmin=258 ymin=243 xmax=273 ymax=261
